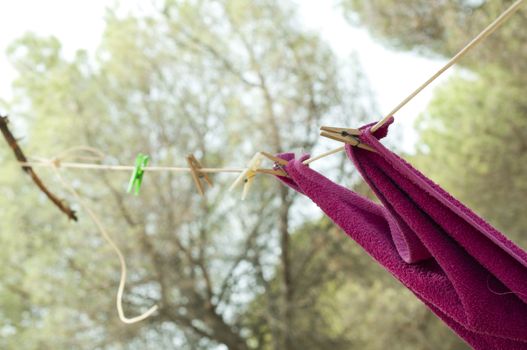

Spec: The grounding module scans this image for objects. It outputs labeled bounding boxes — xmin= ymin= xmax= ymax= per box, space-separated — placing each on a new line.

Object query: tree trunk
xmin=279 ymin=186 xmax=293 ymax=349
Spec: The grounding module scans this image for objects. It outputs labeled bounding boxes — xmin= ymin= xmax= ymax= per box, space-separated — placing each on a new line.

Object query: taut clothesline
xmin=20 ymin=161 xmax=248 ymax=173
xmin=304 ymin=0 xmax=525 ymax=164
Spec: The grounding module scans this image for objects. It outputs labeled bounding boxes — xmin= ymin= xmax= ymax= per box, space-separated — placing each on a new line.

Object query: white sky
xmin=0 ymin=0 xmax=106 ymax=94
xmin=0 ymin=0 xmax=453 ymax=151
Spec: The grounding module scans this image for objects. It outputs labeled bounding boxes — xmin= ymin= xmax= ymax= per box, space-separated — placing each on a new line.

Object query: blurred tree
xmin=340 ymin=0 xmax=527 ymax=247
xmin=339 ymin=0 xmax=527 ymax=76
xmin=337 ymin=0 xmax=527 ymax=347
xmin=415 ymin=68 xmax=527 ymax=247
xmin=0 ymin=0 xmax=376 ymax=349
xmin=244 ymin=218 xmax=468 ymax=349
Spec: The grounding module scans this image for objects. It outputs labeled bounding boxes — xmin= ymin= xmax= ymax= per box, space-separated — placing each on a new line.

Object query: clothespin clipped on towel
xmin=229 ymin=152 xmax=288 ymax=200
xmin=260 ymin=151 xmax=289 ymax=168
xmin=257 ymin=152 xmax=288 ymax=177
xmin=320 ymin=126 xmax=376 ymax=152
xmin=259 ymin=151 xmax=290 ymax=173
xmin=186 ymin=154 xmax=213 ymax=196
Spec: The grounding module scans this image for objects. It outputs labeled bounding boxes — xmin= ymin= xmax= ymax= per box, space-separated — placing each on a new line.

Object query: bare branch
xmin=0 ymin=116 xmax=78 ymax=221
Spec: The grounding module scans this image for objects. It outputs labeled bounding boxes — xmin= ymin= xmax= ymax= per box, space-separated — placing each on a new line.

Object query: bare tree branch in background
xmin=0 ymin=116 xmax=77 ymax=221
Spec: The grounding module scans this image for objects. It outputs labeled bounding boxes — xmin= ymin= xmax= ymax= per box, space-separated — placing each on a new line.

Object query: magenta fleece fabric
xmin=275 ymin=119 xmax=527 ymax=349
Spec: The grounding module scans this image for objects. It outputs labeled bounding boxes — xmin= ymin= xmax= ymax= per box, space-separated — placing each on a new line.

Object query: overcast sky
xmin=0 ymin=0 xmax=453 ymax=151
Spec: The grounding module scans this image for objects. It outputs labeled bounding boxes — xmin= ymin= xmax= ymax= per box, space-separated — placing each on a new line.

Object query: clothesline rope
xmin=51 ymin=148 xmax=159 ymax=324
xmin=21 ymin=160 xmax=247 ymax=173
xmin=371 ymin=0 xmax=525 ymax=133
xmin=302 ymin=0 xmax=525 ymax=165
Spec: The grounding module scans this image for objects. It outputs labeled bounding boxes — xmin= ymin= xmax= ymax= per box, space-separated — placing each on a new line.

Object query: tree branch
xmin=0 ymin=116 xmax=78 ymax=221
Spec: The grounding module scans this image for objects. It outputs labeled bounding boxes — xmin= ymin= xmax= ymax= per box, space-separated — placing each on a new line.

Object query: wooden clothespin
xmin=319 ymin=126 xmax=376 ymax=153
xmin=260 ymin=151 xmax=288 ymax=167
xmin=186 ymin=154 xmax=213 ymax=197
xmin=259 ymin=151 xmax=289 ymax=176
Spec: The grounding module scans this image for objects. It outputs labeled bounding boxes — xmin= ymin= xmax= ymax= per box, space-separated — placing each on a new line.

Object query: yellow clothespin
xmin=186 ymin=154 xmax=213 ymax=197
xmin=230 ymin=152 xmax=290 ymax=199
xmin=229 ymin=153 xmax=263 ymax=200
xmin=320 ymin=126 xmax=376 ymax=152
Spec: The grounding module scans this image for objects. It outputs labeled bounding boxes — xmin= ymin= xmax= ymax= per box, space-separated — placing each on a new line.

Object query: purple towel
xmin=275 ymin=119 xmax=527 ymax=349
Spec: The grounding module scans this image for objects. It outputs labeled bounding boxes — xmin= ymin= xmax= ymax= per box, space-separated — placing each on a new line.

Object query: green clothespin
xmin=127 ymin=153 xmax=149 ymax=195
